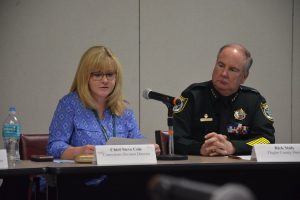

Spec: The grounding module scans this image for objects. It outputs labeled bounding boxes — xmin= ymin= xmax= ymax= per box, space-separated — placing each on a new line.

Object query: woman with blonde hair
xmin=48 ymin=46 xmax=160 ymax=159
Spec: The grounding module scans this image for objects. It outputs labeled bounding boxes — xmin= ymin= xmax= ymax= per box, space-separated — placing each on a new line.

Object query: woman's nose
xmin=101 ymin=75 xmax=109 ymax=82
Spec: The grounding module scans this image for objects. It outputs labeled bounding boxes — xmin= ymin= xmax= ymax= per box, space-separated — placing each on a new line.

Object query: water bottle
xmin=2 ymin=106 xmax=21 ymax=167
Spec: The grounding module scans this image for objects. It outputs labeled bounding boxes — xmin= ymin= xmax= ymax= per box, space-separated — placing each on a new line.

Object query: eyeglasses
xmin=90 ymin=72 xmax=116 ymax=81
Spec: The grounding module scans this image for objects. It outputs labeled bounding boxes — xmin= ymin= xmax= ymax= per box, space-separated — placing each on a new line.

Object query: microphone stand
xmin=157 ymin=104 xmax=188 ymax=160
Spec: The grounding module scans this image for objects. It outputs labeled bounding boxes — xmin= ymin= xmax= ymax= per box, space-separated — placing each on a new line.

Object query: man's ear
xmin=242 ymin=71 xmax=249 ymax=84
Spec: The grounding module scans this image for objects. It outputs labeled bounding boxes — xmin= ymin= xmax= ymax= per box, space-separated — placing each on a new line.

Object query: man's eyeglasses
xmin=90 ymin=72 xmax=116 ymax=81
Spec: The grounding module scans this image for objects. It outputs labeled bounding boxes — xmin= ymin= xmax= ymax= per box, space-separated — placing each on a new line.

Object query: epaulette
xmin=185 ymin=81 xmax=211 ymax=91
xmin=240 ymin=85 xmax=260 ymax=94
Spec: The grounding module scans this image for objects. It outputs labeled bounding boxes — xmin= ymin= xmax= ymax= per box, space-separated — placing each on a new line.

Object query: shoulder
xmin=56 ymin=92 xmax=83 ymax=113
xmin=175 ymin=82 xmax=210 ymax=113
xmin=240 ymin=85 xmax=273 ymax=121
xmin=182 ymin=81 xmax=211 ymax=95
xmin=59 ymin=92 xmax=81 ymax=104
xmin=239 ymin=85 xmax=270 ymax=108
xmin=116 ymin=107 xmax=138 ymax=126
xmin=239 ymin=85 xmax=265 ymax=100
xmin=185 ymin=81 xmax=211 ymax=91
xmin=123 ymin=107 xmax=135 ymax=118
xmin=240 ymin=85 xmax=260 ymax=94
xmin=117 ymin=103 xmax=135 ymax=119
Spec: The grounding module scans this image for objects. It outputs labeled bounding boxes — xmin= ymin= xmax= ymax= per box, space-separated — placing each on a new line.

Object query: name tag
xmin=251 ymin=144 xmax=300 ymax=162
xmin=0 ymin=149 xmax=8 ymax=168
xmin=95 ymin=144 xmax=157 ymax=166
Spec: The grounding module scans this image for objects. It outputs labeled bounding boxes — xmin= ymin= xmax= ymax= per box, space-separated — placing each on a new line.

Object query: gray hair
xmin=217 ymin=43 xmax=253 ymax=74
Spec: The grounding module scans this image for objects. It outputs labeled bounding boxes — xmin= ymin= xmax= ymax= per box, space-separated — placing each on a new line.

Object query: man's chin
xmin=215 ymin=83 xmax=228 ymax=91
xmin=215 ymin=86 xmax=233 ymax=96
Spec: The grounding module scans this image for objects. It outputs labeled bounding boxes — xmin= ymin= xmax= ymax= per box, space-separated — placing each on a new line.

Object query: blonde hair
xmin=70 ymin=46 xmax=126 ymax=116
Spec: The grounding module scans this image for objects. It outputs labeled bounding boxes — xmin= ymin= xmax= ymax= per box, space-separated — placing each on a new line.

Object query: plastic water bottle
xmin=2 ymin=107 xmax=21 ymax=167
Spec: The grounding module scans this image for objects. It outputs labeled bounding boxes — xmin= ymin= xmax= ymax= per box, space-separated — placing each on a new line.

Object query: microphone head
xmin=143 ymin=88 xmax=152 ymax=99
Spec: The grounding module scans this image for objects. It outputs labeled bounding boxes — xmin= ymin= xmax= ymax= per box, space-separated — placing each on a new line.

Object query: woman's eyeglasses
xmin=90 ymin=72 xmax=116 ymax=81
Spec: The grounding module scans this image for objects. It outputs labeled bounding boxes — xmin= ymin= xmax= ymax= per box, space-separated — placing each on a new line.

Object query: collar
xmin=209 ymin=82 xmax=240 ymax=103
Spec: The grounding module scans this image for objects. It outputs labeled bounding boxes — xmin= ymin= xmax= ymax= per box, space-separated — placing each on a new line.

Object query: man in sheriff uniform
xmin=173 ymin=43 xmax=275 ymax=156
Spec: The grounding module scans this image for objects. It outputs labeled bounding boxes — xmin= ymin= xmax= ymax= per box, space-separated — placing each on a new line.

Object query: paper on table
xmin=227 ymin=155 xmax=252 ymax=160
xmin=238 ymin=155 xmax=252 ymax=160
xmin=106 ymin=137 xmax=151 ymax=145
xmin=53 ymin=159 xmax=75 ymax=163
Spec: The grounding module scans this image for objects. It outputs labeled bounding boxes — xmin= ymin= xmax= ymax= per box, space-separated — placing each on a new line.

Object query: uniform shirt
xmin=173 ymin=81 xmax=275 ymax=155
xmin=48 ymin=92 xmax=144 ymax=158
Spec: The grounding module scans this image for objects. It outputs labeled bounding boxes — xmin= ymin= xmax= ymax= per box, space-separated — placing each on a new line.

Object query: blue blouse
xmin=48 ymin=92 xmax=144 ymax=158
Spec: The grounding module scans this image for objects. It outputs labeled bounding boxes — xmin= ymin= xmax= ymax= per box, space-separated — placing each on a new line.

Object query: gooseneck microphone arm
xmin=142 ymin=88 xmax=181 ymax=109
xmin=143 ymin=88 xmax=188 ymax=160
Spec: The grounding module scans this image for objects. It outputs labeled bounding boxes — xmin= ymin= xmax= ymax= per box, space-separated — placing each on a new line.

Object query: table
xmin=45 ymin=156 xmax=300 ymax=200
xmin=1 ymin=157 xmax=299 ymax=200
xmin=0 ymin=160 xmax=48 ymax=177
xmin=0 ymin=160 xmax=48 ymax=200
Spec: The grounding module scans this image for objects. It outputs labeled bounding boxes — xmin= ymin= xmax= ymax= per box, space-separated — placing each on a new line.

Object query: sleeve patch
xmin=173 ymin=96 xmax=188 ymax=113
xmin=246 ymin=137 xmax=270 ymax=147
xmin=260 ymin=102 xmax=274 ymax=122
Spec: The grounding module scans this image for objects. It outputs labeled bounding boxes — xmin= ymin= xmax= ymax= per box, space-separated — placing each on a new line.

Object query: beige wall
xmin=0 ymin=0 xmax=299 ymax=148
xmin=293 ymin=0 xmax=300 ymax=142
xmin=140 ymin=0 xmax=295 ymax=143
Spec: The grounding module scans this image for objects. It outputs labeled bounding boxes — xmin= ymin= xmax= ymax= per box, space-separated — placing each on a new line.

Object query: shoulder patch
xmin=260 ymin=102 xmax=274 ymax=121
xmin=173 ymin=96 xmax=188 ymax=113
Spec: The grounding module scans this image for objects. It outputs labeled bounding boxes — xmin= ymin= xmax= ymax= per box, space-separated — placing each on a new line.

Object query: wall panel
xmin=140 ymin=0 xmax=293 ymax=143
xmin=0 ymin=0 xmax=139 ymax=147
xmin=292 ymin=0 xmax=300 ymax=143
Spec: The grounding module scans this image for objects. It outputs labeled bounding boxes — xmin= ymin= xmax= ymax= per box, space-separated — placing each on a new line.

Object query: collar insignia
xmin=210 ymin=88 xmax=217 ymax=99
xmin=200 ymin=114 xmax=213 ymax=122
xmin=231 ymin=92 xmax=239 ymax=102
xmin=234 ymin=108 xmax=246 ymax=120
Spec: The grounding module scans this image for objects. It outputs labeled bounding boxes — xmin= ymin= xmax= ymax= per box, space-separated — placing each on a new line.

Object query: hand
xmin=79 ymin=145 xmax=95 ymax=155
xmin=61 ymin=144 xmax=96 ymax=160
xmin=200 ymin=132 xmax=235 ymax=156
xmin=154 ymin=144 xmax=161 ymax=156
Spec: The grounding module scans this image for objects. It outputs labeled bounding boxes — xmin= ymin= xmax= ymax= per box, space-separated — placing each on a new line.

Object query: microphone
xmin=148 ymin=175 xmax=255 ymax=200
xmin=143 ymin=88 xmax=181 ymax=106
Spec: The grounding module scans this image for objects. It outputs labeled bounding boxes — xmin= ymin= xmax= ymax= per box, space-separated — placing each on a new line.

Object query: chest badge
xmin=200 ymin=114 xmax=213 ymax=122
xmin=234 ymin=108 xmax=246 ymax=121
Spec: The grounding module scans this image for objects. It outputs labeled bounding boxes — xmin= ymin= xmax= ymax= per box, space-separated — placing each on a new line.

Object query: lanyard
xmin=93 ymin=110 xmax=116 ymax=142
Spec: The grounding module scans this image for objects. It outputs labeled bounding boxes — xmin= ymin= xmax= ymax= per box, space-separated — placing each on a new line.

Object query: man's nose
xmin=221 ymin=68 xmax=229 ymax=77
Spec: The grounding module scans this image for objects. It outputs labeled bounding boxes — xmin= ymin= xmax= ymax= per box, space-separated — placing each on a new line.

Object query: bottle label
xmin=2 ymin=124 xmax=21 ymax=138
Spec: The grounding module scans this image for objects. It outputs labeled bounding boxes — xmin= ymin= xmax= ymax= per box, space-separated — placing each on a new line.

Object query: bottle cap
xmin=8 ymin=106 xmax=16 ymax=114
